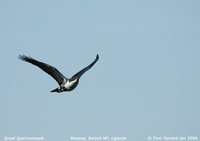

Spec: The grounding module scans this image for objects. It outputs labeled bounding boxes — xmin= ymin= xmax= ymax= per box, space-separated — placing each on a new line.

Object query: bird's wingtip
xmin=18 ymin=54 xmax=32 ymax=61
xmin=18 ymin=54 xmax=26 ymax=60
xmin=96 ymin=54 xmax=99 ymax=59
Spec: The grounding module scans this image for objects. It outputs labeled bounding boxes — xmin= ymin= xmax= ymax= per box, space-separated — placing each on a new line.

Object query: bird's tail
xmin=51 ymin=88 xmax=59 ymax=92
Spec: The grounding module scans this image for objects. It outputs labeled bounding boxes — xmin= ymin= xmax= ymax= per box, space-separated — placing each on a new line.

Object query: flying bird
xmin=19 ymin=54 xmax=99 ymax=93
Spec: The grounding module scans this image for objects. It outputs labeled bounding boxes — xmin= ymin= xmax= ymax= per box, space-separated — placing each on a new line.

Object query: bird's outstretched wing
xmin=19 ymin=55 xmax=66 ymax=85
xmin=71 ymin=54 xmax=99 ymax=80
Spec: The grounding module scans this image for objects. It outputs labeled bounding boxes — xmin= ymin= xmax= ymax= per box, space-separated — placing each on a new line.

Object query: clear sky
xmin=0 ymin=0 xmax=200 ymax=141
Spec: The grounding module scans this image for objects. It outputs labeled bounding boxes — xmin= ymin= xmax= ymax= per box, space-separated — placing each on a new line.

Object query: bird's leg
xmin=58 ymin=86 xmax=64 ymax=92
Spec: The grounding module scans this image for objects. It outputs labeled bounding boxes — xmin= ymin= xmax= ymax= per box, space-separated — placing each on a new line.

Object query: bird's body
xmin=53 ymin=79 xmax=79 ymax=92
xmin=19 ymin=54 xmax=99 ymax=93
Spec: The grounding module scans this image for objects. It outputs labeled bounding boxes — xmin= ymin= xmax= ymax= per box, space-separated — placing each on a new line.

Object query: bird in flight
xmin=19 ymin=54 xmax=99 ymax=93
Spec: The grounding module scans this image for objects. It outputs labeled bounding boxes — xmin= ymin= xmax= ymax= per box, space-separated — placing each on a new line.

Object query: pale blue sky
xmin=0 ymin=0 xmax=200 ymax=140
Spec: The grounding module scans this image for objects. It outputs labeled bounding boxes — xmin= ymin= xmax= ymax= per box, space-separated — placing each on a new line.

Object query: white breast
xmin=64 ymin=79 xmax=77 ymax=88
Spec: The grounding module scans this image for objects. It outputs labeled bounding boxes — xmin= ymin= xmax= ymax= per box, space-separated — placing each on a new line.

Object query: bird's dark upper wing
xmin=71 ymin=54 xmax=99 ymax=80
xmin=19 ymin=55 xmax=66 ymax=85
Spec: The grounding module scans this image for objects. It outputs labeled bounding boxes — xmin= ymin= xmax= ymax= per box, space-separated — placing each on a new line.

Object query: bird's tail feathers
xmin=51 ymin=88 xmax=59 ymax=92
